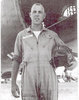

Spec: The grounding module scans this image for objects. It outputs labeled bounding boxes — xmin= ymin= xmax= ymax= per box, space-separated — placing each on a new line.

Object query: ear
xmin=29 ymin=12 xmax=31 ymax=18
xmin=44 ymin=13 xmax=46 ymax=19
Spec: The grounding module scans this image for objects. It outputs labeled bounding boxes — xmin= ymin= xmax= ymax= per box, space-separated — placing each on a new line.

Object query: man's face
xmin=30 ymin=4 xmax=46 ymax=25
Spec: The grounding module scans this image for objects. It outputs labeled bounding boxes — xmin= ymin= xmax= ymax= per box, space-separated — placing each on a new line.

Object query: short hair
xmin=33 ymin=3 xmax=43 ymax=6
xmin=31 ymin=3 xmax=45 ymax=12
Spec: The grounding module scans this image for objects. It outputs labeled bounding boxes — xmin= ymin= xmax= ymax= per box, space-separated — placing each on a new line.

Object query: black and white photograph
xmin=0 ymin=0 xmax=78 ymax=100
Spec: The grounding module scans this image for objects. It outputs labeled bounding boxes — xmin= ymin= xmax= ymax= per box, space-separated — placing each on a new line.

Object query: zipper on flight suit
xmin=32 ymin=31 xmax=42 ymax=98
xmin=37 ymin=41 xmax=38 ymax=44
xmin=36 ymin=38 xmax=41 ymax=86
xmin=32 ymin=32 xmax=41 ymax=83
xmin=36 ymin=36 xmax=42 ymax=100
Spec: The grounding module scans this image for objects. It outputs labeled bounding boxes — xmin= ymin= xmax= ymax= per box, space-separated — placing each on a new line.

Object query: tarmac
xmin=0 ymin=76 xmax=78 ymax=100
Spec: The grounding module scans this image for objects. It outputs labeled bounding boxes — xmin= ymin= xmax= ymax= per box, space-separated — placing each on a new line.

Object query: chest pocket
xmin=22 ymin=35 xmax=35 ymax=50
xmin=45 ymin=33 xmax=53 ymax=39
xmin=41 ymin=33 xmax=54 ymax=48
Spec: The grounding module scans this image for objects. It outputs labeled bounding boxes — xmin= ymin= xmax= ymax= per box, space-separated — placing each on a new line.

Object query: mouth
xmin=35 ymin=18 xmax=40 ymax=21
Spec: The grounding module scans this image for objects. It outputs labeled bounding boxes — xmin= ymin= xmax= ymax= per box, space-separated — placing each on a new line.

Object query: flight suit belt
xmin=23 ymin=60 xmax=51 ymax=64
xmin=27 ymin=60 xmax=53 ymax=64
xmin=21 ymin=60 xmax=55 ymax=69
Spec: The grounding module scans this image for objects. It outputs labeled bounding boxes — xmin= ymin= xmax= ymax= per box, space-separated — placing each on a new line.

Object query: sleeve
xmin=54 ymin=33 xmax=66 ymax=46
xmin=13 ymin=34 xmax=22 ymax=63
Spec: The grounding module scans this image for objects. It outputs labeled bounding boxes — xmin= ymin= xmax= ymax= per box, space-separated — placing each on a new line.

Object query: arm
xmin=54 ymin=32 xmax=66 ymax=46
xmin=11 ymin=60 xmax=20 ymax=98
xmin=11 ymin=33 xmax=22 ymax=98
xmin=54 ymin=33 xmax=77 ymax=70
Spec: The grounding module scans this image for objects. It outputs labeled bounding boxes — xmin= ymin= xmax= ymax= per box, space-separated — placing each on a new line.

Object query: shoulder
xmin=18 ymin=28 xmax=28 ymax=36
xmin=45 ymin=28 xmax=58 ymax=38
xmin=17 ymin=27 xmax=30 ymax=39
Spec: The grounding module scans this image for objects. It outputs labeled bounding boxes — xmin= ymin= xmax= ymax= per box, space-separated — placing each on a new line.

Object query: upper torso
xmin=14 ymin=26 xmax=65 ymax=65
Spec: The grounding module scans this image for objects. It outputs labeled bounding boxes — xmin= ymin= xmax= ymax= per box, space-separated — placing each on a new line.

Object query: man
xmin=11 ymin=3 xmax=76 ymax=100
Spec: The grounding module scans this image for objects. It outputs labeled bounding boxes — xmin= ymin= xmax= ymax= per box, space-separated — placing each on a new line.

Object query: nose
xmin=35 ymin=12 xmax=40 ymax=16
xmin=35 ymin=14 xmax=39 ymax=17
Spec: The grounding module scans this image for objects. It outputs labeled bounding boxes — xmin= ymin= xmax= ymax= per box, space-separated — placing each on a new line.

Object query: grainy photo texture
xmin=1 ymin=0 xmax=78 ymax=100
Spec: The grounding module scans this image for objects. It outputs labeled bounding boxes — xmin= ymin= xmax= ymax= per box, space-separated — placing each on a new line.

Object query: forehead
xmin=31 ymin=4 xmax=44 ymax=12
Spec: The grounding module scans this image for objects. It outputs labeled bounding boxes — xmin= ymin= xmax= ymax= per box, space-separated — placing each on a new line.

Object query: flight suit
xmin=13 ymin=27 xmax=65 ymax=100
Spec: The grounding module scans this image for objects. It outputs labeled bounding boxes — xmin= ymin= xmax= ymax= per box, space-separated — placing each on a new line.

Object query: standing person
xmin=11 ymin=3 xmax=76 ymax=100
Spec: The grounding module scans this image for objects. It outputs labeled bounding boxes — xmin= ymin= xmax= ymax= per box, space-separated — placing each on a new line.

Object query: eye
xmin=33 ymin=10 xmax=37 ymax=13
xmin=38 ymin=11 xmax=42 ymax=14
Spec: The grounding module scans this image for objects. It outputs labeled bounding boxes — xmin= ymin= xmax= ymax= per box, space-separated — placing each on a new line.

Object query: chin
xmin=34 ymin=22 xmax=41 ymax=25
xmin=33 ymin=21 xmax=42 ymax=25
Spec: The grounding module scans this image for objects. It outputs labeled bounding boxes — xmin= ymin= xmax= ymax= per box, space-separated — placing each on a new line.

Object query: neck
xmin=31 ymin=23 xmax=43 ymax=31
